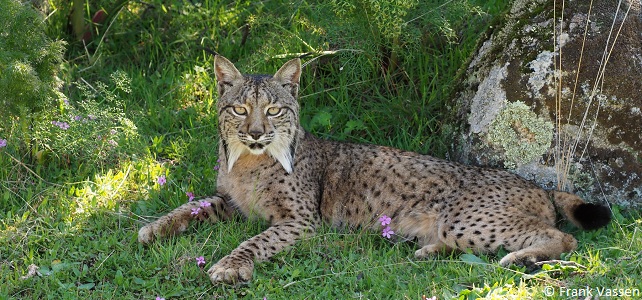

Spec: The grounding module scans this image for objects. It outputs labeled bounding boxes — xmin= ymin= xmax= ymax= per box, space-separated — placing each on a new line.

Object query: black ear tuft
xmin=573 ymin=203 xmax=612 ymax=230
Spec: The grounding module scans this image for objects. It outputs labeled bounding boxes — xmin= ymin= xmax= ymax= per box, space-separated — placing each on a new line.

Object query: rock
xmin=453 ymin=0 xmax=642 ymax=207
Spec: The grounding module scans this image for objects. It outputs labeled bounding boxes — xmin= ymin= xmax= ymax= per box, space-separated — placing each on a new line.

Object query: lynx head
xmin=214 ymin=55 xmax=302 ymax=174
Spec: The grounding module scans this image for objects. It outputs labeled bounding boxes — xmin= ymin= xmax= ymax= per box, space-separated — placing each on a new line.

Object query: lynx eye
xmin=266 ymin=107 xmax=282 ymax=117
xmin=232 ymin=106 xmax=247 ymax=116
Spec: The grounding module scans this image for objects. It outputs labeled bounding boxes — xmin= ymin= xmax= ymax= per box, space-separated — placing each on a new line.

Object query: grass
xmin=1 ymin=0 xmax=641 ymax=299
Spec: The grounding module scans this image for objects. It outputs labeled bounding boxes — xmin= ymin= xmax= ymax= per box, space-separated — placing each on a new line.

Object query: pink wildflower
xmin=382 ymin=226 xmax=394 ymax=239
xmin=52 ymin=121 xmax=70 ymax=130
xmin=378 ymin=215 xmax=391 ymax=226
xmin=156 ymin=297 xmax=165 ymax=300
xmin=196 ymin=256 xmax=205 ymax=267
xmin=191 ymin=207 xmax=201 ymax=216
xmin=157 ymin=175 xmax=166 ymax=186
xmin=199 ymin=200 xmax=211 ymax=208
xmin=0 ymin=139 xmax=6 ymax=148
xmin=186 ymin=192 xmax=195 ymax=201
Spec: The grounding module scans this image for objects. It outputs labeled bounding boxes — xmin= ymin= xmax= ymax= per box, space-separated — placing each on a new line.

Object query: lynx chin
xmin=138 ymin=55 xmax=611 ymax=284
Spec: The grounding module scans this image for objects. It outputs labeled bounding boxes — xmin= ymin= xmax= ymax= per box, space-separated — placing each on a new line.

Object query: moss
xmin=487 ymin=101 xmax=553 ymax=168
xmin=489 ymin=0 xmax=553 ymax=65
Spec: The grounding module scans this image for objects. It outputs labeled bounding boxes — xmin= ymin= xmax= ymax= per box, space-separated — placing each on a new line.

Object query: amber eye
xmin=232 ymin=106 xmax=247 ymax=116
xmin=266 ymin=107 xmax=281 ymax=116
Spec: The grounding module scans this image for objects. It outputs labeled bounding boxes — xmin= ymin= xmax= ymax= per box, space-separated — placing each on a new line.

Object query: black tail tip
xmin=574 ymin=203 xmax=612 ymax=230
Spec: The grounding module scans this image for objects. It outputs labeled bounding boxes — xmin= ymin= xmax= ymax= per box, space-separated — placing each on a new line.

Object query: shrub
xmin=31 ymin=71 xmax=139 ymax=169
xmin=0 ymin=0 xmax=67 ymax=120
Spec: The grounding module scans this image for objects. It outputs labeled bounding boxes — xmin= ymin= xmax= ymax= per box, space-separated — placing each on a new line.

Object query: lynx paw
xmin=137 ymin=225 xmax=156 ymax=244
xmin=414 ymin=244 xmax=442 ymax=259
xmin=414 ymin=242 xmax=452 ymax=259
xmin=499 ymin=252 xmax=546 ymax=272
xmin=137 ymin=219 xmax=189 ymax=245
xmin=207 ymin=255 xmax=254 ymax=284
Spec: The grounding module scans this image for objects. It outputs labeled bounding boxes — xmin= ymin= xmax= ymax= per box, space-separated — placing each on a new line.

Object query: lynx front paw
xmin=137 ymin=219 xmax=189 ymax=245
xmin=207 ymin=255 xmax=254 ymax=284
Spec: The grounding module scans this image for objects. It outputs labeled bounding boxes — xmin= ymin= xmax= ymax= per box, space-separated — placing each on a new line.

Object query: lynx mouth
xmin=248 ymin=143 xmax=265 ymax=150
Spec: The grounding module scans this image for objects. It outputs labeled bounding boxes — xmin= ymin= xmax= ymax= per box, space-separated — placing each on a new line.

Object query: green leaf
xmin=460 ymin=253 xmax=485 ymax=264
xmin=611 ymin=206 xmax=624 ymax=223
xmin=311 ymin=110 xmax=333 ymax=130
xmin=291 ymin=268 xmax=301 ymax=279
xmin=133 ymin=277 xmax=146 ymax=285
xmin=51 ymin=262 xmax=68 ymax=273
xmin=77 ymin=282 xmax=95 ymax=290
xmin=343 ymin=119 xmax=366 ymax=136
xmin=114 ymin=269 xmax=124 ymax=285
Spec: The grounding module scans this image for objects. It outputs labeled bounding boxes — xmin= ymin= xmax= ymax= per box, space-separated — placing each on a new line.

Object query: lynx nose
xmin=248 ymin=130 xmax=263 ymax=140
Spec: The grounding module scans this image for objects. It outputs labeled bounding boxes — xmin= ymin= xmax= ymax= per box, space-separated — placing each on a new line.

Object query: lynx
xmin=138 ymin=55 xmax=611 ymax=284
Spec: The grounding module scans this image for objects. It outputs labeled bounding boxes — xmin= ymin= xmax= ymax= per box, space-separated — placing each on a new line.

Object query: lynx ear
xmin=273 ymin=58 xmax=301 ymax=98
xmin=214 ymin=55 xmax=243 ymax=97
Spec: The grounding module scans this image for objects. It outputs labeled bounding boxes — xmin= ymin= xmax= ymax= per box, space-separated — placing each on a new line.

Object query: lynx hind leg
xmin=138 ymin=195 xmax=232 ymax=244
xmin=499 ymin=227 xmax=578 ymax=270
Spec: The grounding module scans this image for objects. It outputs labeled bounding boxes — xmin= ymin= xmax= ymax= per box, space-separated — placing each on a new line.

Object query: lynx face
xmin=214 ymin=57 xmax=302 ymax=173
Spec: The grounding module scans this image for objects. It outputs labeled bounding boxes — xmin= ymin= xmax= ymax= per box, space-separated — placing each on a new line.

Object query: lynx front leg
xmin=138 ymin=195 xmax=233 ymax=244
xmin=208 ymin=219 xmax=316 ymax=284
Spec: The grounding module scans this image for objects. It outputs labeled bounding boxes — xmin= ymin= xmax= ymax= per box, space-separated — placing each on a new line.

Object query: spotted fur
xmin=138 ymin=56 xmax=611 ymax=284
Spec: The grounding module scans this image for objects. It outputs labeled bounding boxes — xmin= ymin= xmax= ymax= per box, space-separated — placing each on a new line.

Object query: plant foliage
xmin=0 ymin=0 xmax=66 ymax=119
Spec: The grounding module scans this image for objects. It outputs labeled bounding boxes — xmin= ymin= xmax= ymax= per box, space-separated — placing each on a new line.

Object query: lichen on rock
xmin=486 ymin=101 xmax=554 ymax=169
xmin=526 ymin=51 xmax=556 ymax=98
